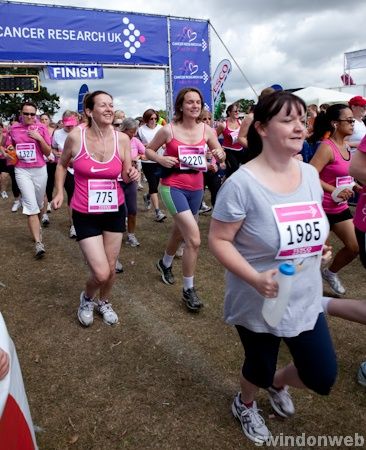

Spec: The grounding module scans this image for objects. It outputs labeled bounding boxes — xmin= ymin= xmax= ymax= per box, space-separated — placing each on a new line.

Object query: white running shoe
xmin=69 ymin=225 xmax=77 ymax=239
xmin=126 ymin=234 xmax=140 ymax=247
xmin=35 ymin=241 xmax=45 ymax=259
xmin=78 ymin=291 xmax=94 ymax=327
xmin=95 ymin=300 xmax=118 ymax=325
xmin=267 ymin=386 xmax=295 ymax=418
xmin=358 ymin=361 xmax=366 ymax=387
xmin=199 ymin=201 xmax=212 ymax=214
xmin=11 ymin=199 xmax=21 ymax=212
xmin=143 ymin=193 xmax=151 ymax=210
xmin=231 ymin=393 xmax=271 ymax=444
xmin=115 ymin=260 xmax=124 ymax=273
xmin=175 ymin=242 xmax=185 ymax=258
xmin=321 ymin=268 xmax=346 ymax=296
xmin=41 ymin=213 xmax=50 ymax=227
xmin=155 ymin=210 xmax=166 ymax=222
xmin=1 ymin=191 xmax=8 ymax=199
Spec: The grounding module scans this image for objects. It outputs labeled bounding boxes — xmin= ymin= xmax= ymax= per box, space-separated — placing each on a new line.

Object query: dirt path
xmin=0 ymin=195 xmax=365 ymax=449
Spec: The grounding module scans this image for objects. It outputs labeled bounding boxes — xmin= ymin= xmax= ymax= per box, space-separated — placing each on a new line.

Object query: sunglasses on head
xmin=23 ymin=112 xmax=36 ymax=117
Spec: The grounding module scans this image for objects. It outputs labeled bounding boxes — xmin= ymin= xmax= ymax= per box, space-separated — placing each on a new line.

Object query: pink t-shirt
xmin=7 ymin=122 xmax=51 ymax=169
xmin=354 ymin=136 xmax=366 ymax=231
xmin=71 ymin=128 xmax=124 ymax=214
xmin=319 ymin=139 xmax=351 ymax=214
xmin=130 ymin=136 xmax=145 ymax=161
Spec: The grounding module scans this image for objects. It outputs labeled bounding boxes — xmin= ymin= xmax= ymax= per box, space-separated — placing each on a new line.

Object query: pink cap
xmin=63 ymin=117 xmax=78 ymax=126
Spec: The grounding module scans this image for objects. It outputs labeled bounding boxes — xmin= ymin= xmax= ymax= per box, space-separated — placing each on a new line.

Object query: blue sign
xmin=48 ymin=66 xmax=104 ymax=80
xmin=77 ymin=84 xmax=89 ymax=113
xmin=169 ymin=19 xmax=212 ymax=112
xmin=0 ymin=3 xmax=169 ymax=65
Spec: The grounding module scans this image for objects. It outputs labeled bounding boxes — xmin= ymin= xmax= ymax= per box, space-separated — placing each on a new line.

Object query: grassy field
xmin=0 ymin=188 xmax=365 ymax=449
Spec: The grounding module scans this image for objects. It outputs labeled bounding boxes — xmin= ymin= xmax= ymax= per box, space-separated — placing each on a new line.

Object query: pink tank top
xmin=8 ymin=123 xmax=50 ymax=169
xmin=71 ymin=128 xmax=124 ymax=214
xmin=222 ymin=119 xmax=242 ymax=151
xmin=319 ymin=139 xmax=351 ymax=214
xmin=161 ymin=124 xmax=206 ymax=191
xmin=354 ymin=136 xmax=366 ymax=231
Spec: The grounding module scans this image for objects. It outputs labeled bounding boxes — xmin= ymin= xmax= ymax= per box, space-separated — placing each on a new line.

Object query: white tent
xmin=293 ymin=86 xmax=354 ymax=106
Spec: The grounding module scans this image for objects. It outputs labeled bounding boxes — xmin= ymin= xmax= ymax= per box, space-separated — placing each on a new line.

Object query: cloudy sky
xmin=4 ymin=0 xmax=366 ymax=119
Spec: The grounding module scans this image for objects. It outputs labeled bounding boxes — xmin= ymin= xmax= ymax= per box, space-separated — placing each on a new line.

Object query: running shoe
xmin=126 ymin=234 xmax=140 ymax=247
xmin=47 ymin=202 xmax=52 ymax=213
xmin=1 ymin=191 xmax=8 ymax=199
xmin=11 ymin=199 xmax=21 ymax=212
xmin=231 ymin=393 xmax=271 ymax=444
xmin=137 ymin=183 xmax=144 ymax=191
xmin=155 ymin=210 xmax=166 ymax=222
xmin=69 ymin=225 xmax=77 ymax=239
xmin=95 ymin=300 xmax=118 ymax=325
xmin=35 ymin=241 xmax=45 ymax=259
xmin=143 ymin=193 xmax=151 ymax=210
xmin=358 ymin=361 xmax=366 ymax=387
xmin=115 ymin=260 xmax=124 ymax=273
xmin=41 ymin=213 xmax=50 ymax=227
xmin=175 ymin=242 xmax=185 ymax=258
xmin=78 ymin=291 xmax=94 ymax=327
xmin=321 ymin=268 xmax=346 ymax=296
xmin=182 ymin=287 xmax=203 ymax=312
xmin=156 ymin=259 xmax=174 ymax=285
xmin=199 ymin=201 xmax=212 ymax=214
xmin=267 ymin=386 xmax=295 ymax=418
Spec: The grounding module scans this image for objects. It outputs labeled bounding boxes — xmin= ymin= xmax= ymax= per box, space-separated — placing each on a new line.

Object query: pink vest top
xmin=354 ymin=136 xmax=366 ymax=231
xmin=8 ymin=123 xmax=50 ymax=169
xmin=222 ymin=119 xmax=242 ymax=151
xmin=319 ymin=139 xmax=351 ymax=214
xmin=161 ymin=124 xmax=206 ymax=191
xmin=71 ymin=128 xmax=124 ymax=214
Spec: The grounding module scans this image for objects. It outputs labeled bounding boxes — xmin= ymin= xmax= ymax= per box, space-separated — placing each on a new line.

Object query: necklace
xmin=88 ymin=126 xmax=112 ymax=161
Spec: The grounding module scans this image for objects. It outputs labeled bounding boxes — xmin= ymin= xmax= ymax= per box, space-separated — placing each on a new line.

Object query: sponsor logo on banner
xmin=48 ymin=66 xmax=103 ymax=80
xmin=171 ymin=26 xmax=207 ymax=52
xmin=173 ymin=59 xmax=209 ymax=83
xmin=212 ymin=59 xmax=232 ymax=104
xmin=121 ymin=17 xmax=146 ymax=60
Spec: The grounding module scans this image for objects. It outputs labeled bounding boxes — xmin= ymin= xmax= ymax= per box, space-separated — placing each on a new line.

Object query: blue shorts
xmin=159 ymin=185 xmax=203 ymax=216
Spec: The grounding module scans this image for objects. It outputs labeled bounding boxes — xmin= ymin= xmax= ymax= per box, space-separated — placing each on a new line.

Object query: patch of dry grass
xmin=0 ymin=190 xmax=365 ymax=449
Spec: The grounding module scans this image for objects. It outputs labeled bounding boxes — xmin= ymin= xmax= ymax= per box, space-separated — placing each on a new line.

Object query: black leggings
xmin=141 ymin=162 xmax=160 ymax=195
xmin=355 ymin=227 xmax=366 ymax=269
xmin=7 ymin=165 xmax=20 ymax=198
xmin=236 ymin=313 xmax=337 ymax=395
xmin=46 ymin=162 xmax=57 ymax=202
xmin=224 ymin=148 xmax=247 ymax=178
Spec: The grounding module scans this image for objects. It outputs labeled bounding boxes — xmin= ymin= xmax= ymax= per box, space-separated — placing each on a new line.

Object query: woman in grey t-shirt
xmin=209 ymin=91 xmax=337 ymax=445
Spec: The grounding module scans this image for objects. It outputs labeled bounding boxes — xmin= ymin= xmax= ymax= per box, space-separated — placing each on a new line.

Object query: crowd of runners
xmin=1 ymin=87 xmax=366 ymax=444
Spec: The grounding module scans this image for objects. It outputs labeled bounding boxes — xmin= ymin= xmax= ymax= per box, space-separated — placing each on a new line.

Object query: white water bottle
xmin=262 ymin=263 xmax=296 ymax=327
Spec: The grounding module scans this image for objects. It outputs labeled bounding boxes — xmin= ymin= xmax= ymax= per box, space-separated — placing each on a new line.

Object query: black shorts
xmin=326 ymin=208 xmax=353 ymax=228
xmin=0 ymin=159 xmax=9 ymax=173
xmin=72 ymin=204 xmax=126 ymax=241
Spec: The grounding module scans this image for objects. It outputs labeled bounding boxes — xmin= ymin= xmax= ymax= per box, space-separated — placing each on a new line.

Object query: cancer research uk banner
xmin=0 ymin=3 xmax=168 ymax=66
xmin=169 ymin=19 xmax=212 ymax=111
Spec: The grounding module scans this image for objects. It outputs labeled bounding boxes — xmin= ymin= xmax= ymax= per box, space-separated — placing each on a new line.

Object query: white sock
xmin=183 ymin=276 xmax=194 ymax=291
xmin=162 ymin=252 xmax=174 ymax=268
xmin=321 ymin=296 xmax=332 ymax=314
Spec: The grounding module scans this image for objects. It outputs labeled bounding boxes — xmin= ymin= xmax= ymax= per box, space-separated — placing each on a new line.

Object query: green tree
xmin=214 ymin=91 xmax=226 ymax=121
xmin=237 ymin=98 xmax=255 ymax=114
xmin=0 ymin=67 xmax=60 ymax=121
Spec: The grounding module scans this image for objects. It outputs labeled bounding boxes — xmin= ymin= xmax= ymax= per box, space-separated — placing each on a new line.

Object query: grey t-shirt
xmin=212 ymin=162 xmax=329 ymax=337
